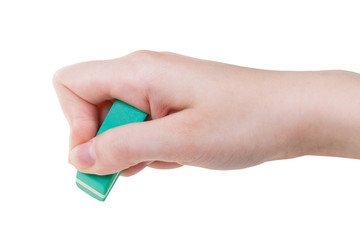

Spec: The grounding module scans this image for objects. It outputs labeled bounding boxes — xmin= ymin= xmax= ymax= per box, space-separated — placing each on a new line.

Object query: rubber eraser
xmin=76 ymin=100 xmax=147 ymax=201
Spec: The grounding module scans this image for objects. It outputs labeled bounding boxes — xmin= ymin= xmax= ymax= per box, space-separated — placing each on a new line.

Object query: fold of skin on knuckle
xmin=94 ymin=128 xmax=137 ymax=174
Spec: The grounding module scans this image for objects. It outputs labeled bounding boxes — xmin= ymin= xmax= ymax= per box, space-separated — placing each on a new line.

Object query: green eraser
xmin=76 ymin=100 xmax=147 ymax=201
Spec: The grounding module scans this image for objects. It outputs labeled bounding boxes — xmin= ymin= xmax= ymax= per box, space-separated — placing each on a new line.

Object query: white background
xmin=1 ymin=0 xmax=359 ymax=239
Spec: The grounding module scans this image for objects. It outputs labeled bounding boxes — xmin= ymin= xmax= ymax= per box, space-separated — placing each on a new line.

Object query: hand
xmin=53 ymin=51 xmax=360 ymax=176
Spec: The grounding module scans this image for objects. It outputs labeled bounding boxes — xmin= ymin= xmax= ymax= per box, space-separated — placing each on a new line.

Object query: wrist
xmin=296 ymin=70 xmax=360 ymax=159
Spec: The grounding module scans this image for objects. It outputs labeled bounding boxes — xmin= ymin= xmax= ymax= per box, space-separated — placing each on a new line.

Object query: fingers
xmin=53 ymin=51 xmax=158 ymax=149
xmin=69 ymin=110 xmax=192 ymax=175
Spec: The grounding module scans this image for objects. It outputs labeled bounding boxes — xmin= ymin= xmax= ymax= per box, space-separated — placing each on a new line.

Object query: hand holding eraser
xmin=76 ymin=100 xmax=147 ymax=201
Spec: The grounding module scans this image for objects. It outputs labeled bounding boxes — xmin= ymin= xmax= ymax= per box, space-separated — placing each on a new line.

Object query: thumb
xmin=69 ymin=112 xmax=188 ymax=175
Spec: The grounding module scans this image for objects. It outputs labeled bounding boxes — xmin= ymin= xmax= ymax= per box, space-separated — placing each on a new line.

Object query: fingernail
xmin=69 ymin=141 xmax=96 ymax=169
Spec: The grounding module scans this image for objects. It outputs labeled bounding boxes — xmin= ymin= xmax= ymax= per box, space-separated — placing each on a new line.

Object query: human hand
xmin=53 ymin=51 xmax=360 ymax=176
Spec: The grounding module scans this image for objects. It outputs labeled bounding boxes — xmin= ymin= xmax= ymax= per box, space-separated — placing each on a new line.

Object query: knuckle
xmin=126 ymin=50 xmax=168 ymax=71
xmin=128 ymin=50 xmax=162 ymax=61
xmin=159 ymin=51 xmax=177 ymax=56
xmin=52 ymin=68 xmax=65 ymax=86
xmin=52 ymin=64 xmax=75 ymax=86
xmin=125 ymin=50 xmax=169 ymax=89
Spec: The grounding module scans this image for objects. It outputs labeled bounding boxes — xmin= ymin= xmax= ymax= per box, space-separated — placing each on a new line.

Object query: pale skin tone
xmin=53 ymin=50 xmax=360 ymax=177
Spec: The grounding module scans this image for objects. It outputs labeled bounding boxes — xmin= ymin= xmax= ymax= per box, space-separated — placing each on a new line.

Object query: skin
xmin=53 ymin=50 xmax=360 ymax=177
